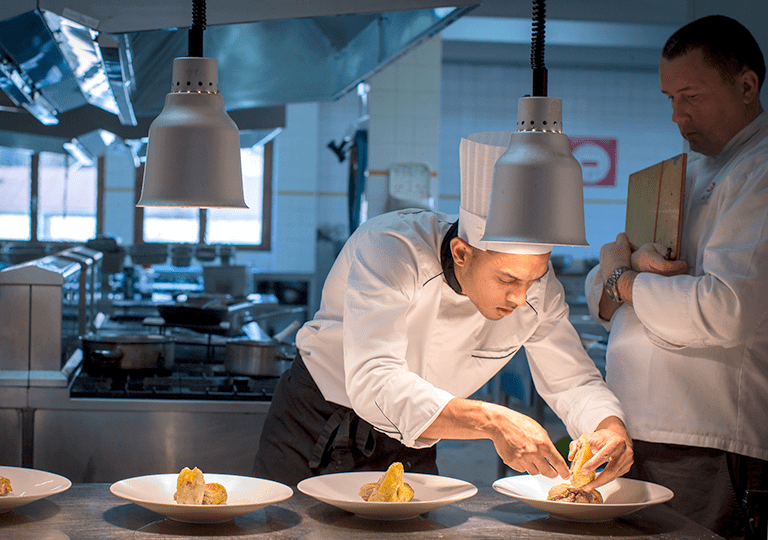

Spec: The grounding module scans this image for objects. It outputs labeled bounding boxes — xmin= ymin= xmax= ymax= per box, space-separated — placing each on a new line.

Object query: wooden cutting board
xmin=625 ymin=154 xmax=686 ymax=260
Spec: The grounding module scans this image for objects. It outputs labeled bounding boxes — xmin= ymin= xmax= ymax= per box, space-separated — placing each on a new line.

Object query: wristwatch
xmin=604 ymin=267 xmax=631 ymax=303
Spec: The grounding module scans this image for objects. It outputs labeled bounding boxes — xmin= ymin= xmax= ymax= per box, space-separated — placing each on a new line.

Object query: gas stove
xmin=70 ymin=366 xmax=279 ymax=401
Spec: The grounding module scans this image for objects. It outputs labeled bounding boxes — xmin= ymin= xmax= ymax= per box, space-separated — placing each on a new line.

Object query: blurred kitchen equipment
xmin=2 ymin=242 xmax=48 ymax=265
xmin=203 ymin=264 xmax=252 ymax=297
xmin=385 ymin=162 xmax=437 ymax=213
xmin=224 ymin=320 xmax=299 ymax=376
xmin=155 ymin=293 xmax=273 ymax=336
xmin=195 ymin=244 xmax=218 ymax=263
xmin=57 ymin=246 xmax=103 ymax=336
xmin=218 ymin=245 xmax=236 ymax=265
xmin=0 ymin=255 xmax=82 ymax=371
xmin=170 ymin=244 xmax=194 ymax=267
xmin=81 ymin=333 xmax=175 ymax=373
xmin=129 ymin=243 xmax=168 ymax=266
xmin=85 ymin=236 xmax=126 ymax=275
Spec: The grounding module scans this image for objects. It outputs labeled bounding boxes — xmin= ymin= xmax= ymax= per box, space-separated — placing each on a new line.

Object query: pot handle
xmin=273 ymin=320 xmax=301 ymax=343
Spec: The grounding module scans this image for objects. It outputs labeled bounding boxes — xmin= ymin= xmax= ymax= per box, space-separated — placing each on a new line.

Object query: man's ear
xmin=740 ymin=68 xmax=761 ymax=105
xmin=450 ymin=237 xmax=473 ymax=268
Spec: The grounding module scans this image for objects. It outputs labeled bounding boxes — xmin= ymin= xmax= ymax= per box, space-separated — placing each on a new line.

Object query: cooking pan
xmin=224 ymin=320 xmax=300 ymax=376
xmin=81 ymin=333 xmax=175 ymax=373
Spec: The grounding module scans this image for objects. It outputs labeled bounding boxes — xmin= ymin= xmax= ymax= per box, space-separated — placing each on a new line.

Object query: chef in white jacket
xmin=585 ymin=16 xmax=767 ymax=540
xmin=254 ymin=132 xmax=633 ymax=487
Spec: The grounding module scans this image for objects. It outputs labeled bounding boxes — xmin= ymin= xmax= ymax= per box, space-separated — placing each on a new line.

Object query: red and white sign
xmin=568 ymin=137 xmax=617 ymax=187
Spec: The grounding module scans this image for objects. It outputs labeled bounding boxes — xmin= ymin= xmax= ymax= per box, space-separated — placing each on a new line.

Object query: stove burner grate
xmin=70 ymin=369 xmax=279 ymax=401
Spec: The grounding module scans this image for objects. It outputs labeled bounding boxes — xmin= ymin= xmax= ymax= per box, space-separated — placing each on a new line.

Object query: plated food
xmin=358 ymin=462 xmax=414 ymax=502
xmin=546 ymin=434 xmax=603 ymax=503
xmin=298 ymin=471 xmax=477 ymax=520
xmin=173 ymin=467 xmax=227 ymax=505
xmin=110 ymin=473 xmax=293 ymax=524
xmin=0 ymin=475 xmax=11 ymax=496
xmin=0 ymin=466 xmax=71 ymax=513
xmin=493 ymin=474 xmax=674 ymax=522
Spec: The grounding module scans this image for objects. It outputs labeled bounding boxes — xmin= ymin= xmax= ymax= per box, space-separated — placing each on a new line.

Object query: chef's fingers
xmin=580 ymin=443 xmax=634 ymax=491
xmin=582 ymin=452 xmax=633 ymax=491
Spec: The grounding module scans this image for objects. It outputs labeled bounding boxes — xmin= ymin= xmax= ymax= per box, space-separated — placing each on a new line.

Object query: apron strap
xmin=308 ymin=407 xmax=376 ymax=470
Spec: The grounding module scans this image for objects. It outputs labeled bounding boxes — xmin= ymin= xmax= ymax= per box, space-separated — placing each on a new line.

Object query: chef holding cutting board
xmin=253 ymin=131 xmax=633 ymax=491
xmin=586 ymin=15 xmax=768 ymax=540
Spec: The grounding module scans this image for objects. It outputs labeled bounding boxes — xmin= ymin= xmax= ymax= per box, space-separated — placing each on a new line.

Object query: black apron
xmin=252 ymin=353 xmax=438 ymax=486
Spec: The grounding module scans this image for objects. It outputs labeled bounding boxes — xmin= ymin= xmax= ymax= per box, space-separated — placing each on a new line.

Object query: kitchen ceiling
xmin=0 ymin=0 xmax=479 ymax=155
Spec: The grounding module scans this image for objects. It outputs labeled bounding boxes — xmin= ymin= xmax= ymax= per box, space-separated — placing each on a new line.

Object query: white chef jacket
xmin=585 ymin=112 xmax=768 ymax=462
xmin=297 ymin=209 xmax=626 ymax=448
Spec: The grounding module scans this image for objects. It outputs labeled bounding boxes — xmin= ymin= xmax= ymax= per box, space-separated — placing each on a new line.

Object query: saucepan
xmin=224 ymin=320 xmax=300 ymax=376
xmin=81 ymin=333 xmax=175 ymax=373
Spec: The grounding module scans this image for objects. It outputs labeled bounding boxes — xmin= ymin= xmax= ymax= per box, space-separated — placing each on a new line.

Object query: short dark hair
xmin=662 ymin=15 xmax=765 ymax=90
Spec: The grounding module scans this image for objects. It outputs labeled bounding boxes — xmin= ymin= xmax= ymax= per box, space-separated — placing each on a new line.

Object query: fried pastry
xmin=358 ymin=462 xmax=414 ymax=502
xmin=547 ymin=483 xmax=603 ymax=503
xmin=546 ymin=434 xmax=602 ymax=504
xmin=0 ymin=476 xmax=11 ymax=496
xmin=173 ymin=467 xmax=205 ymax=504
xmin=203 ymin=482 xmax=228 ymax=505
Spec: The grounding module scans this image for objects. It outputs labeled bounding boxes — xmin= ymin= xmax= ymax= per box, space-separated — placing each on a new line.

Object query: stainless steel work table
xmin=1 ymin=484 xmax=724 ymax=539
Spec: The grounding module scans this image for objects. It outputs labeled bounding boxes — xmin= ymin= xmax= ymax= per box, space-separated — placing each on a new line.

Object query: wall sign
xmin=568 ymin=137 xmax=617 ymax=187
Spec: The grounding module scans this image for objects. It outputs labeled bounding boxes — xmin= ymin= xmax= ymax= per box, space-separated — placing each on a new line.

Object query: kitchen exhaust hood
xmin=0 ymin=1 xmax=478 ymax=154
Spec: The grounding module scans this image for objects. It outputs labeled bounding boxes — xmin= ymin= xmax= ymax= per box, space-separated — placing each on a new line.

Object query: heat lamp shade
xmin=481 ymin=129 xmax=588 ymax=247
xmin=137 ymin=89 xmax=247 ymax=208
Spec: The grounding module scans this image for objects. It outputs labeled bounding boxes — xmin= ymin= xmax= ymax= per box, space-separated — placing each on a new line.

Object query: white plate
xmin=297 ymin=471 xmax=477 ymax=520
xmin=109 ymin=473 xmax=293 ymax=524
xmin=492 ymin=474 xmax=674 ymax=522
xmin=0 ymin=466 xmax=72 ymax=513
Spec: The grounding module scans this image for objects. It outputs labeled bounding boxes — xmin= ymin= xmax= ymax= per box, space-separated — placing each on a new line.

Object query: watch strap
xmin=605 ymin=267 xmax=631 ymax=303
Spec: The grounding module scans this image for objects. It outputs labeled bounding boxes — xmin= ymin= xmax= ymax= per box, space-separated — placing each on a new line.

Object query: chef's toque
xmin=459 ymin=132 xmax=552 ymax=255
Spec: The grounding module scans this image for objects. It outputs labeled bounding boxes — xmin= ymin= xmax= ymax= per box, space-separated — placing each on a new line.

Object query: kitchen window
xmin=137 ymin=141 xmax=272 ymax=250
xmin=0 ymin=146 xmax=97 ymax=243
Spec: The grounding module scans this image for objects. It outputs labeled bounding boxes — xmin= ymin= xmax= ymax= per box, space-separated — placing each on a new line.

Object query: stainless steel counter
xmin=0 ymin=484 xmax=725 ymax=540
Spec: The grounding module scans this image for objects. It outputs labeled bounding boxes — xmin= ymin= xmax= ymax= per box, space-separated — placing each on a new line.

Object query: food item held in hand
xmin=0 ymin=476 xmax=11 ymax=496
xmin=358 ymin=462 xmax=414 ymax=502
xmin=546 ymin=434 xmax=603 ymax=504
xmin=173 ymin=467 xmax=228 ymax=505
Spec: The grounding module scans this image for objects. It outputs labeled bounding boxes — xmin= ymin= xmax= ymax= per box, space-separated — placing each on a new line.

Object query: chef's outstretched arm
xmin=419 ymin=398 xmax=570 ymax=479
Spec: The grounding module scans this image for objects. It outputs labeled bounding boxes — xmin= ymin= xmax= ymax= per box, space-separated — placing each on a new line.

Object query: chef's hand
xmin=574 ymin=416 xmax=634 ymax=491
xmin=486 ymin=404 xmax=570 ymax=480
xmin=630 ymin=242 xmax=689 ymax=276
xmin=599 ymin=232 xmax=634 ymax=281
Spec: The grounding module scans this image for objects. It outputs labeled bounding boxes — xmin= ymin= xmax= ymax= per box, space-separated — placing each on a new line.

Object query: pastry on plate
xmin=358 ymin=462 xmax=414 ymax=502
xmin=0 ymin=476 xmax=11 ymax=496
xmin=203 ymin=482 xmax=228 ymax=505
xmin=173 ymin=467 xmax=205 ymax=504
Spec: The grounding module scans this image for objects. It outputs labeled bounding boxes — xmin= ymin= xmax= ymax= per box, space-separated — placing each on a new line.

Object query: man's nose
xmin=671 ymin=101 xmax=688 ymax=125
xmin=507 ymin=285 xmax=527 ymax=307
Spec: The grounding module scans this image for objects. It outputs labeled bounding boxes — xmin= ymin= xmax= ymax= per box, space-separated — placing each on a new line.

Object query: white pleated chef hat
xmin=459 ymin=131 xmax=553 ymax=255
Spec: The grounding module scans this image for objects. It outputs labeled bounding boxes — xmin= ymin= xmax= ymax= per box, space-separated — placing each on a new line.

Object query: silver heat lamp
xmin=136 ymin=0 xmax=246 ymax=208
xmin=481 ymin=0 xmax=587 ymax=247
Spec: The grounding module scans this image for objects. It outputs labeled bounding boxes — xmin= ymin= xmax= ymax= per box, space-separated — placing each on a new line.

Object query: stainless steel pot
xmin=81 ymin=333 xmax=175 ymax=373
xmin=224 ymin=338 xmax=293 ymax=376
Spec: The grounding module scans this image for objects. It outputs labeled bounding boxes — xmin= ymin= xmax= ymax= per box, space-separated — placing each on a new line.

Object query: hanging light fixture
xmin=136 ymin=0 xmax=247 ymax=208
xmin=481 ymin=0 xmax=587 ymax=247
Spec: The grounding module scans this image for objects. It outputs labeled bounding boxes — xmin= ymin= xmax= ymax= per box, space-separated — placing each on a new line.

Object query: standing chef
xmin=254 ymin=132 xmax=633 ymax=488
